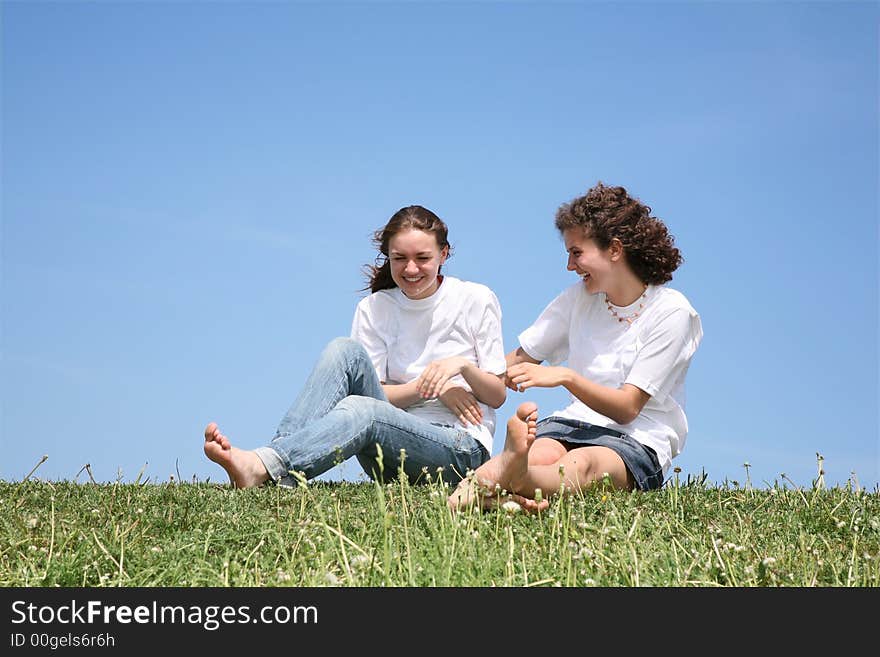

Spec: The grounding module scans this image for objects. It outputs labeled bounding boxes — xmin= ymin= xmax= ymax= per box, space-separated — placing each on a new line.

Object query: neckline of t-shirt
xmin=604 ymin=284 xmax=658 ymax=311
xmin=393 ymin=275 xmax=453 ymax=308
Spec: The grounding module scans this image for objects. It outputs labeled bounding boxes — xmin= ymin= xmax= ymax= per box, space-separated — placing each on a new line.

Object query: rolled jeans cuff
xmin=253 ymin=446 xmax=299 ymax=487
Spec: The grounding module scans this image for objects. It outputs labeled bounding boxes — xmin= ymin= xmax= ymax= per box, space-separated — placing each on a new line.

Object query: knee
xmin=530 ymin=438 xmax=568 ymax=465
xmin=322 ymin=337 xmax=368 ymax=364
xmin=334 ymin=394 xmax=381 ymax=422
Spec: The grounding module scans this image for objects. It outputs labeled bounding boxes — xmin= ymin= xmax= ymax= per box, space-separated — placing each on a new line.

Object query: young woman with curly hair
xmin=450 ymin=182 xmax=702 ymax=511
xmin=205 ymin=205 xmax=507 ymax=488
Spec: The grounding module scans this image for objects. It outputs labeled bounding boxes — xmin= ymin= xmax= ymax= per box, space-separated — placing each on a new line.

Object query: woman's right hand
xmin=438 ymin=384 xmax=483 ymax=427
xmin=416 ymin=356 xmax=470 ymax=399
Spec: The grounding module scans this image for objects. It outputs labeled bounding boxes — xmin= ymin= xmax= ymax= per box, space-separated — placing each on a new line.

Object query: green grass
xmin=1 ymin=470 xmax=877 ymax=587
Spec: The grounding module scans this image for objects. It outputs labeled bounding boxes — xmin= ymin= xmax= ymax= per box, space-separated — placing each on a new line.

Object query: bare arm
xmin=458 ymin=362 xmax=506 ymax=409
xmin=506 ymin=362 xmax=650 ymax=425
xmin=382 ymin=380 xmax=423 ymax=410
xmin=386 ymin=380 xmax=487 ymax=426
xmin=415 ymin=357 xmax=507 ymax=409
xmin=503 ymin=347 xmax=541 ymax=390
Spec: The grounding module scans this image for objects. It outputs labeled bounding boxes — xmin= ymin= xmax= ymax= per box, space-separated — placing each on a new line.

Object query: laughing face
xmin=388 ymin=228 xmax=448 ymax=299
xmin=563 ymin=227 xmax=615 ymax=295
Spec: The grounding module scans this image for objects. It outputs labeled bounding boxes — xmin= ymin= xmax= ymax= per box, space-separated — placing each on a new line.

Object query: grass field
xmin=3 ymin=464 xmax=877 ymax=588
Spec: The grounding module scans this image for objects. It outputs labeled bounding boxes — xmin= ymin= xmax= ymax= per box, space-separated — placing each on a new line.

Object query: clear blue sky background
xmin=2 ymin=1 xmax=877 ymax=490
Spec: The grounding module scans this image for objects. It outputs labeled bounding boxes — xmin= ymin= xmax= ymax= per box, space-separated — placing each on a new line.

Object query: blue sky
xmin=2 ymin=0 xmax=877 ymax=490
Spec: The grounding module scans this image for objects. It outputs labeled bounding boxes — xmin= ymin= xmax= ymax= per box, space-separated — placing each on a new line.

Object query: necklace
xmin=605 ymin=286 xmax=648 ymax=325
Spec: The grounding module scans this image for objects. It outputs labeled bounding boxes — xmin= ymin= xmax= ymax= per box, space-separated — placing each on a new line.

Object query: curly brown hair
xmin=362 ymin=205 xmax=453 ymax=293
xmin=554 ymin=182 xmax=682 ymax=285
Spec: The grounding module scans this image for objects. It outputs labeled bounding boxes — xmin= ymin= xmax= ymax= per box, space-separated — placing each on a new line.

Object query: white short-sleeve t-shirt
xmin=350 ymin=276 xmax=507 ymax=454
xmin=518 ymin=282 xmax=702 ymax=475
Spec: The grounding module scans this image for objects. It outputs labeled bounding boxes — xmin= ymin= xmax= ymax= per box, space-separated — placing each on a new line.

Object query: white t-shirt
xmin=350 ymin=276 xmax=507 ymax=454
xmin=518 ymin=282 xmax=703 ymax=476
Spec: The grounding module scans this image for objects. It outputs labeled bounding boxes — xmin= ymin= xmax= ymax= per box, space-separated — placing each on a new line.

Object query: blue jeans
xmin=253 ymin=337 xmax=489 ymax=486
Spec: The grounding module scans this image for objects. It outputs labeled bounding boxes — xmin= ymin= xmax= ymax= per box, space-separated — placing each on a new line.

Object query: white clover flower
xmin=350 ymin=555 xmax=370 ymax=569
xmin=325 ymin=572 xmax=340 ymax=585
xmin=762 ymin=557 xmax=777 ymax=567
xmin=502 ymin=500 xmax=522 ymax=514
xmin=25 ymin=517 xmax=38 ymax=529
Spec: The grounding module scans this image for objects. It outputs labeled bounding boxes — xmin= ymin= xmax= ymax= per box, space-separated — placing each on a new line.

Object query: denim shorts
xmin=534 ymin=417 xmax=664 ymax=491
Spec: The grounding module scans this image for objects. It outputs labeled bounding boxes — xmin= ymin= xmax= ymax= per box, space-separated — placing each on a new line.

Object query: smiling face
xmin=563 ymin=227 xmax=616 ymax=295
xmin=388 ymin=228 xmax=448 ymax=299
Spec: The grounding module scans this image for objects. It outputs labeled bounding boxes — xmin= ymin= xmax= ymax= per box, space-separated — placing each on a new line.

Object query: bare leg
xmin=447 ymin=402 xmax=543 ymax=511
xmin=203 ymin=422 xmax=270 ymax=489
xmin=511 ymin=444 xmax=634 ymax=511
xmin=528 ymin=437 xmax=568 ymax=465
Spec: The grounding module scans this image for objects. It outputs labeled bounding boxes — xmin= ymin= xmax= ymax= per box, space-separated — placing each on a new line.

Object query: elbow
xmin=485 ymin=373 xmax=507 ymax=409
xmin=485 ymin=384 xmax=506 ymax=409
xmin=489 ymin=389 xmax=507 ymax=409
xmin=613 ymin=386 xmax=648 ymax=425
xmin=619 ymin=412 xmax=638 ymax=426
xmin=614 ymin=407 xmax=640 ymax=426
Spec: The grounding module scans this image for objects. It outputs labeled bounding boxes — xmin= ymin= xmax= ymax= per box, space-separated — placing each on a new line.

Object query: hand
xmin=438 ymin=384 xmax=483 ymax=427
xmin=502 ymin=371 xmax=519 ymax=392
xmin=416 ymin=357 xmax=471 ymax=399
xmin=506 ymin=363 xmax=569 ymax=392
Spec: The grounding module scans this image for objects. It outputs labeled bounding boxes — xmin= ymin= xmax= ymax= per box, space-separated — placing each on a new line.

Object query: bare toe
xmin=516 ymin=401 xmax=538 ymax=422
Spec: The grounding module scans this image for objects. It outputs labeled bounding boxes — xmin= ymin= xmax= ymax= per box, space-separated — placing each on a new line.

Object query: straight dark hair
xmin=363 ymin=205 xmax=453 ymax=293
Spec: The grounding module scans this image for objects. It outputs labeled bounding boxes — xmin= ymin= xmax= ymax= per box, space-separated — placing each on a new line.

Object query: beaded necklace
xmin=605 ymin=286 xmax=648 ymax=325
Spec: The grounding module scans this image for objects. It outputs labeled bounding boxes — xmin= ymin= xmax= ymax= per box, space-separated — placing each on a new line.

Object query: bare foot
xmin=203 ymin=422 xmax=270 ymax=489
xmin=448 ymin=402 xmax=546 ymax=511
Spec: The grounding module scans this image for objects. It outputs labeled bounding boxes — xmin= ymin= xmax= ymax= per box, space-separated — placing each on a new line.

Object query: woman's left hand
xmin=416 ymin=356 xmax=471 ymax=399
xmin=506 ymin=363 xmax=569 ymax=392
